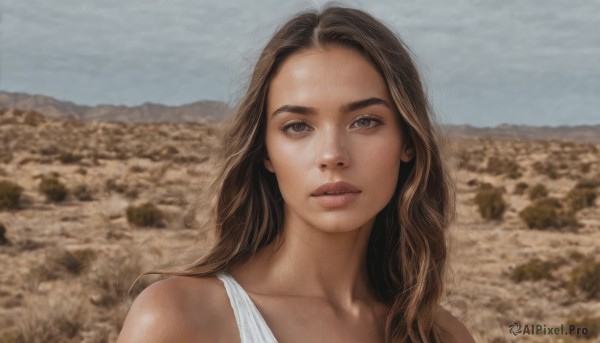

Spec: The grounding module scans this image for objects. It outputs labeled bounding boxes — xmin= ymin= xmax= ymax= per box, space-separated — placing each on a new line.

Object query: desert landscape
xmin=0 ymin=103 xmax=599 ymax=342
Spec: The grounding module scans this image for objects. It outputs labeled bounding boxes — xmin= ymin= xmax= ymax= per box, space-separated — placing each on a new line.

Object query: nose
xmin=316 ymin=129 xmax=350 ymax=170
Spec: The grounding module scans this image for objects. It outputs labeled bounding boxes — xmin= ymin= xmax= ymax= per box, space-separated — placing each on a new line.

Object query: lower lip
xmin=311 ymin=192 xmax=360 ymax=208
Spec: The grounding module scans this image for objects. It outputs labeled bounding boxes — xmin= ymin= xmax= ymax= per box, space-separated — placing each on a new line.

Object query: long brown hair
xmin=141 ymin=4 xmax=455 ymax=342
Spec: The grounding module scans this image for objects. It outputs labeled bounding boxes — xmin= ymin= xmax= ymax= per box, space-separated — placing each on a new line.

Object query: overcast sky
xmin=2 ymin=0 xmax=599 ymax=126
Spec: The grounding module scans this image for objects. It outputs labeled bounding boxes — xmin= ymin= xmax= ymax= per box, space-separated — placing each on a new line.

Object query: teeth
xmin=325 ymin=190 xmax=347 ymax=195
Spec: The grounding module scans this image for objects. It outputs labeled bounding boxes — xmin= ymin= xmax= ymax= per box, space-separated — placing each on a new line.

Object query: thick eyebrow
xmin=270 ymin=97 xmax=391 ymax=118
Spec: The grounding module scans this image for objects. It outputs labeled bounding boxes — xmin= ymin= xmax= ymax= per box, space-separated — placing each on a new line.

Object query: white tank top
xmin=216 ymin=271 xmax=279 ymax=343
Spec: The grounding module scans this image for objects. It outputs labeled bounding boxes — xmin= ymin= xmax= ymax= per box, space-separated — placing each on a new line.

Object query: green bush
xmin=0 ymin=180 xmax=23 ymax=209
xmin=513 ymin=182 xmax=529 ymax=195
xmin=569 ymin=259 xmax=600 ymax=299
xmin=39 ymin=177 xmax=68 ymax=202
xmin=126 ymin=202 xmax=164 ymax=228
xmin=510 ymin=258 xmax=555 ymax=282
xmin=519 ymin=198 xmax=578 ymax=230
xmin=474 ymin=186 xmax=506 ymax=220
xmin=528 ymin=184 xmax=548 ymax=201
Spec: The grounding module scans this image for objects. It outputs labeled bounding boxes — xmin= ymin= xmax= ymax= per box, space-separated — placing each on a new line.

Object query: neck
xmin=231 ymin=209 xmax=379 ymax=312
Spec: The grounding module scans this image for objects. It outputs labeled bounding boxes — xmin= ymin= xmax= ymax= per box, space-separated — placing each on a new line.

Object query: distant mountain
xmin=446 ymin=124 xmax=600 ymax=142
xmin=0 ymin=91 xmax=232 ymax=124
xmin=1 ymin=91 xmax=599 ymax=142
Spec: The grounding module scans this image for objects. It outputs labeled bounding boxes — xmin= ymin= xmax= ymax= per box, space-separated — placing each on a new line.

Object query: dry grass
xmin=14 ymin=286 xmax=87 ymax=343
xmin=0 ymin=180 xmax=22 ymax=210
xmin=0 ymin=110 xmax=598 ymax=342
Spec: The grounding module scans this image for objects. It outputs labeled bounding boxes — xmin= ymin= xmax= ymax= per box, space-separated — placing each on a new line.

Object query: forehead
xmin=267 ymin=46 xmax=391 ymax=111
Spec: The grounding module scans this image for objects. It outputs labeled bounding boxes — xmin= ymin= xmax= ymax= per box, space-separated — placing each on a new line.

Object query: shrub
xmin=532 ymin=161 xmax=559 ymax=179
xmin=566 ymin=187 xmax=596 ymax=212
xmin=566 ymin=179 xmax=599 ymax=212
xmin=128 ymin=165 xmax=146 ymax=173
xmin=578 ymin=162 xmax=591 ymax=174
xmin=486 ymin=156 xmax=522 ymax=179
xmin=0 ymin=180 xmax=23 ymax=209
xmin=568 ymin=250 xmax=585 ymax=262
xmin=0 ymin=150 xmax=12 ymax=164
xmin=105 ymin=178 xmax=127 ymax=194
xmin=513 ymin=182 xmax=529 ymax=195
xmin=87 ymin=250 xmax=155 ymax=307
xmin=53 ymin=248 xmax=96 ymax=275
xmin=466 ymin=179 xmax=478 ymax=187
xmin=39 ymin=145 xmax=60 ymax=156
xmin=0 ymin=222 xmax=10 ymax=245
xmin=126 ymin=202 xmax=164 ymax=228
xmin=23 ymin=110 xmax=45 ymax=126
xmin=519 ymin=198 xmax=578 ymax=230
xmin=574 ymin=178 xmax=600 ymax=190
xmin=474 ymin=186 xmax=506 ymax=220
xmin=528 ymin=184 xmax=548 ymax=201
xmin=510 ymin=258 xmax=555 ymax=282
xmin=73 ymin=184 xmax=93 ymax=201
xmin=456 ymin=150 xmax=477 ymax=171
xmin=58 ymin=152 xmax=83 ymax=164
xmin=16 ymin=290 xmax=86 ymax=343
xmin=569 ymin=259 xmax=600 ymax=299
xmin=39 ymin=177 xmax=68 ymax=202
xmin=29 ymin=248 xmax=96 ymax=283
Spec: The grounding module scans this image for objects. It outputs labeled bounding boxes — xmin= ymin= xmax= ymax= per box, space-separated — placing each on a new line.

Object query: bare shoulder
xmin=434 ymin=305 xmax=476 ymax=343
xmin=117 ymin=275 xmax=229 ymax=343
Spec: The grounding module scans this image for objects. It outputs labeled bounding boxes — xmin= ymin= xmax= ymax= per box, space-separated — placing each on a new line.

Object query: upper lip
xmin=310 ymin=181 xmax=361 ymax=196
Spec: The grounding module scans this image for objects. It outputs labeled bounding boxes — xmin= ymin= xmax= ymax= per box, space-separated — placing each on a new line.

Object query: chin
xmin=312 ymin=215 xmax=375 ymax=234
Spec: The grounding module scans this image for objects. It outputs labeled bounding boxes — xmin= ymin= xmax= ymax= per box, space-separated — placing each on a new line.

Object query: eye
xmin=351 ymin=115 xmax=382 ymax=129
xmin=281 ymin=121 xmax=311 ymax=135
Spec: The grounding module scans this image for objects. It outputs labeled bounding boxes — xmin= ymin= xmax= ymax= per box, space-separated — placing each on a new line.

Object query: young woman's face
xmin=264 ymin=45 xmax=414 ymax=233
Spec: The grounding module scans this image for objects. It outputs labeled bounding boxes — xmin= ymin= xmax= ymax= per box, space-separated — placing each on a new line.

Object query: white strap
xmin=217 ymin=272 xmax=279 ymax=343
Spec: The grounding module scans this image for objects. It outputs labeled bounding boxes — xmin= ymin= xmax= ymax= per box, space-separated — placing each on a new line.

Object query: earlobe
xmin=401 ymin=145 xmax=415 ymax=163
xmin=264 ymin=156 xmax=275 ymax=173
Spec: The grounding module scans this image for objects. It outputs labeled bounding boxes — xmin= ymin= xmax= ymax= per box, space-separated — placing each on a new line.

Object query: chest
xmin=217 ymin=293 xmax=387 ymax=343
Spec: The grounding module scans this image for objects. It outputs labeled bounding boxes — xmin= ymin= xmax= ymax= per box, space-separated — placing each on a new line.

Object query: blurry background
xmin=0 ymin=1 xmax=599 ymax=343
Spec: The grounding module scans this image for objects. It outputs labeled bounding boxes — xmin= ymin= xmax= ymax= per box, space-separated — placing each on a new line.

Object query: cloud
xmin=1 ymin=0 xmax=599 ymax=125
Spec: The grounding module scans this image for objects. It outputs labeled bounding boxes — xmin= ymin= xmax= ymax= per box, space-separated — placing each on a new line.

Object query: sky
xmin=1 ymin=0 xmax=599 ymax=127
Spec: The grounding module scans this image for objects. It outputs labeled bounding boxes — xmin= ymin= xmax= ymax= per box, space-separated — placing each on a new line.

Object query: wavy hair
xmin=140 ymin=4 xmax=455 ymax=342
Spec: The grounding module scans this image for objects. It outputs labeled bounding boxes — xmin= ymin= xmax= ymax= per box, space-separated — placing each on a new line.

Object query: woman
xmin=118 ymin=4 xmax=475 ymax=343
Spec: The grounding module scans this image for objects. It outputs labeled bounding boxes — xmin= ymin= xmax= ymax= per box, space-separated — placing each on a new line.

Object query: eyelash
xmin=280 ymin=115 xmax=383 ymax=136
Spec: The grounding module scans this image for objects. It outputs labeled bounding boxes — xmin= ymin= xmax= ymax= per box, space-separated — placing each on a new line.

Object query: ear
xmin=400 ymin=143 xmax=415 ymax=163
xmin=263 ymin=154 xmax=275 ymax=173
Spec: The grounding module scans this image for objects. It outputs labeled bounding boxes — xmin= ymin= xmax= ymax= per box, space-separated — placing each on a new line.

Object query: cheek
xmin=360 ymin=137 xmax=402 ymax=192
xmin=265 ymin=137 xmax=311 ymax=189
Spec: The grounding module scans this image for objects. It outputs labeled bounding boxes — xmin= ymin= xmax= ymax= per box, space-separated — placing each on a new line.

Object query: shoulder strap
xmin=216 ymin=272 xmax=279 ymax=343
